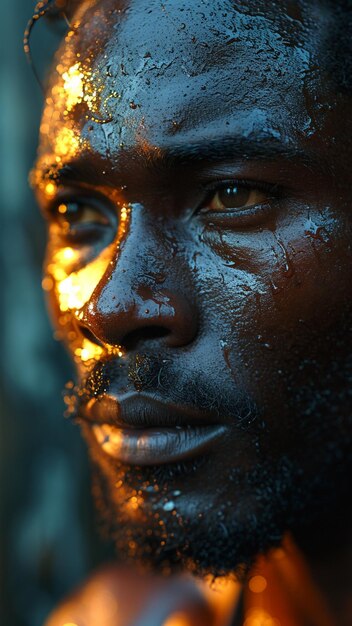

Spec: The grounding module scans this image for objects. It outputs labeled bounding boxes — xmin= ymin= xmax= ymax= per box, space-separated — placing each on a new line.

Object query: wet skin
xmin=34 ymin=0 xmax=352 ymax=575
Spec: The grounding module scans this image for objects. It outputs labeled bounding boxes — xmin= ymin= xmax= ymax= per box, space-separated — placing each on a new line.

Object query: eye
xmin=202 ymin=184 xmax=269 ymax=213
xmin=54 ymin=199 xmax=110 ymax=229
xmin=48 ymin=197 xmax=116 ymax=245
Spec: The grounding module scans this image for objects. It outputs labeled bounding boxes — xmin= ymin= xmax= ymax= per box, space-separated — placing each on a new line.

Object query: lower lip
xmin=91 ymin=423 xmax=226 ymax=466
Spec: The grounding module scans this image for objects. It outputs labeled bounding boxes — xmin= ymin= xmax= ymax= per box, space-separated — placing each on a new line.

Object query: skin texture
xmin=34 ymin=0 xmax=352 ymax=595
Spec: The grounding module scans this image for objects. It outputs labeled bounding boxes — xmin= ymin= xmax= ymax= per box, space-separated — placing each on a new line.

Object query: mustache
xmin=65 ymin=352 xmax=258 ymax=426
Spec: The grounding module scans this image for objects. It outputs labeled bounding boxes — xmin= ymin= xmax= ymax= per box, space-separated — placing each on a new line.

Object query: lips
xmin=79 ymin=393 xmax=226 ymax=465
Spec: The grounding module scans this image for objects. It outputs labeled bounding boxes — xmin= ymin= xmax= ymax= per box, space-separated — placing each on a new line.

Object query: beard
xmin=68 ymin=331 xmax=352 ymax=579
xmin=89 ymin=452 xmax=301 ymax=579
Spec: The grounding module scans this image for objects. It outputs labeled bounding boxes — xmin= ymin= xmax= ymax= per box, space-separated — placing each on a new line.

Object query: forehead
xmin=37 ymin=0 xmax=332 ymax=169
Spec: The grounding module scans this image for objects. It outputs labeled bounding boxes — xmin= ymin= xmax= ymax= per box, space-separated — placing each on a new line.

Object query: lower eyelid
xmin=199 ymin=200 xmax=276 ymax=226
xmin=201 ymin=197 xmax=271 ymax=213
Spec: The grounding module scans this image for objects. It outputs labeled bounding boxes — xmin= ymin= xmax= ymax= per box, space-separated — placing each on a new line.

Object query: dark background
xmin=0 ymin=3 xmax=107 ymax=624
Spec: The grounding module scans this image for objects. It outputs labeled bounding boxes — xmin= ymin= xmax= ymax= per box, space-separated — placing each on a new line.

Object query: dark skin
xmin=34 ymin=0 xmax=352 ymax=623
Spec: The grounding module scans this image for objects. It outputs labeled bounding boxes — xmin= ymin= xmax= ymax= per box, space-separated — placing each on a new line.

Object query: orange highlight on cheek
xmin=52 ymin=245 xmax=113 ymax=313
xmin=56 ymin=253 xmax=110 ymax=312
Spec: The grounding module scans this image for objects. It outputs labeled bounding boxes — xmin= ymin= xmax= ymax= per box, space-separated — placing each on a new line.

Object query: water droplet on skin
xmin=270 ymin=279 xmax=279 ymax=294
xmin=163 ymin=500 xmax=176 ymax=511
xmin=275 ymin=238 xmax=295 ymax=277
xmin=171 ymin=120 xmax=181 ymax=133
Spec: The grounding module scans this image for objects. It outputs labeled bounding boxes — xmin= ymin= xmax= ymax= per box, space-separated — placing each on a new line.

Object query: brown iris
xmin=206 ymin=185 xmax=267 ymax=212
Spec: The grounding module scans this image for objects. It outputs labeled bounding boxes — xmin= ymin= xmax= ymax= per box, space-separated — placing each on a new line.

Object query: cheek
xmin=201 ymin=206 xmax=351 ymax=329
xmin=198 ymin=210 xmax=352 ymax=402
xmin=267 ymin=209 xmax=352 ymax=329
xmin=43 ymin=242 xmax=115 ymax=368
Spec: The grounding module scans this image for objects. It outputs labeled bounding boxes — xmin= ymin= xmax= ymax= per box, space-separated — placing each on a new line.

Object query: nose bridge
xmin=81 ymin=208 xmax=198 ymax=349
xmin=94 ymin=208 xmax=168 ymax=313
xmin=101 ymin=213 xmax=155 ymax=305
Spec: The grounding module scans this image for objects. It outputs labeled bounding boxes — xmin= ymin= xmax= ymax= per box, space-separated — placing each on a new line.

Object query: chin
xmin=86 ymin=442 xmax=301 ymax=578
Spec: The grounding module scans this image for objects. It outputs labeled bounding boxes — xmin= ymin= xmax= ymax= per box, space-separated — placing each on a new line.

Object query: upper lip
xmin=79 ymin=393 xmax=219 ymax=430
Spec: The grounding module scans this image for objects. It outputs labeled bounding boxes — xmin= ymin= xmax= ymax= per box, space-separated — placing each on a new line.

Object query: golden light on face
xmin=32 ymin=15 xmax=132 ymax=371
xmin=54 ymin=126 xmax=81 ymax=160
xmin=40 ymin=60 xmax=84 ymax=164
xmin=74 ymin=337 xmax=104 ymax=362
xmin=74 ymin=337 xmax=124 ymax=364
xmin=92 ymin=423 xmax=123 ymax=455
xmin=39 ymin=49 xmax=113 ymax=166
xmin=60 ymin=59 xmax=107 ymax=119
xmin=42 ymin=276 xmax=54 ymax=292
xmin=38 ymin=28 xmax=87 ymax=168
xmin=62 ymin=247 xmax=76 ymax=262
xmin=46 ymin=247 xmax=79 ymax=284
xmin=37 ymin=191 xmax=131 ymax=366
xmin=56 ymin=251 xmax=109 ymax=312
xmin=47 ymin=201 xmax=130 ymax=312
xmin=62 ymin=62 xmax=85 ymax=111
xmin=45 ymin=236 xmax=126 ymax=363
xmin=44 ymin=181 xmax=57 ymax=197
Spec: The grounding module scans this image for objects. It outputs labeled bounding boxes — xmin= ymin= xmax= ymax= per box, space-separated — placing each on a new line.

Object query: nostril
xmin=75 ymin=287 xmax=197 ymax=351
xmin=77 ymin=324 xmax=105 ymax=347
xmin=122 ymin=326 xmax=170 ymax=352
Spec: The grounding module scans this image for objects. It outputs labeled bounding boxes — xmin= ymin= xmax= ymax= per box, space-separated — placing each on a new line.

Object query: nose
xmin=77 ymin=214 xmax=198 ymax=351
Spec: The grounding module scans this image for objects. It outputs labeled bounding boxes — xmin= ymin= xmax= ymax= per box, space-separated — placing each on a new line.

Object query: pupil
xmin=219 ymin=186 xmax=250 ymax=208
xmin=60 ymin=202 xmax=82 ymax=225
xmin=67 ymin=202 xmax=80 ymax=215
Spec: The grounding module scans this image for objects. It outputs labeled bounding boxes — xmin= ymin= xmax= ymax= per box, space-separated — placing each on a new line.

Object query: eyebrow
xmin=35 ymin=132 xmax=315 ymax=188
xmin=163 ymin=134 xmax=311 ymax=165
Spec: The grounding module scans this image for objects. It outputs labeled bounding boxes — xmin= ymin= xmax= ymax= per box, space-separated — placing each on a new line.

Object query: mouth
xmin=79 ymin=393 xmax=227 ymax=466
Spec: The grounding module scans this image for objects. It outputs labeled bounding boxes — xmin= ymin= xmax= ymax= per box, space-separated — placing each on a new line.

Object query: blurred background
xmin=0 ymin=3 xmax=108 ymax=624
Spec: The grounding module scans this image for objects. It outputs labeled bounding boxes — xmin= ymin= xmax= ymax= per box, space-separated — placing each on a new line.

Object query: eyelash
xmin=43 ymin=192 xmax=116 ymax=246
xmin=201 ymin=178 xmax=280 ymax=201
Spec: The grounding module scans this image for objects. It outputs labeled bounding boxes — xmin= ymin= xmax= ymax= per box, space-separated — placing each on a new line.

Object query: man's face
xmin=35 ymin=0 xmax=352 ymax=575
